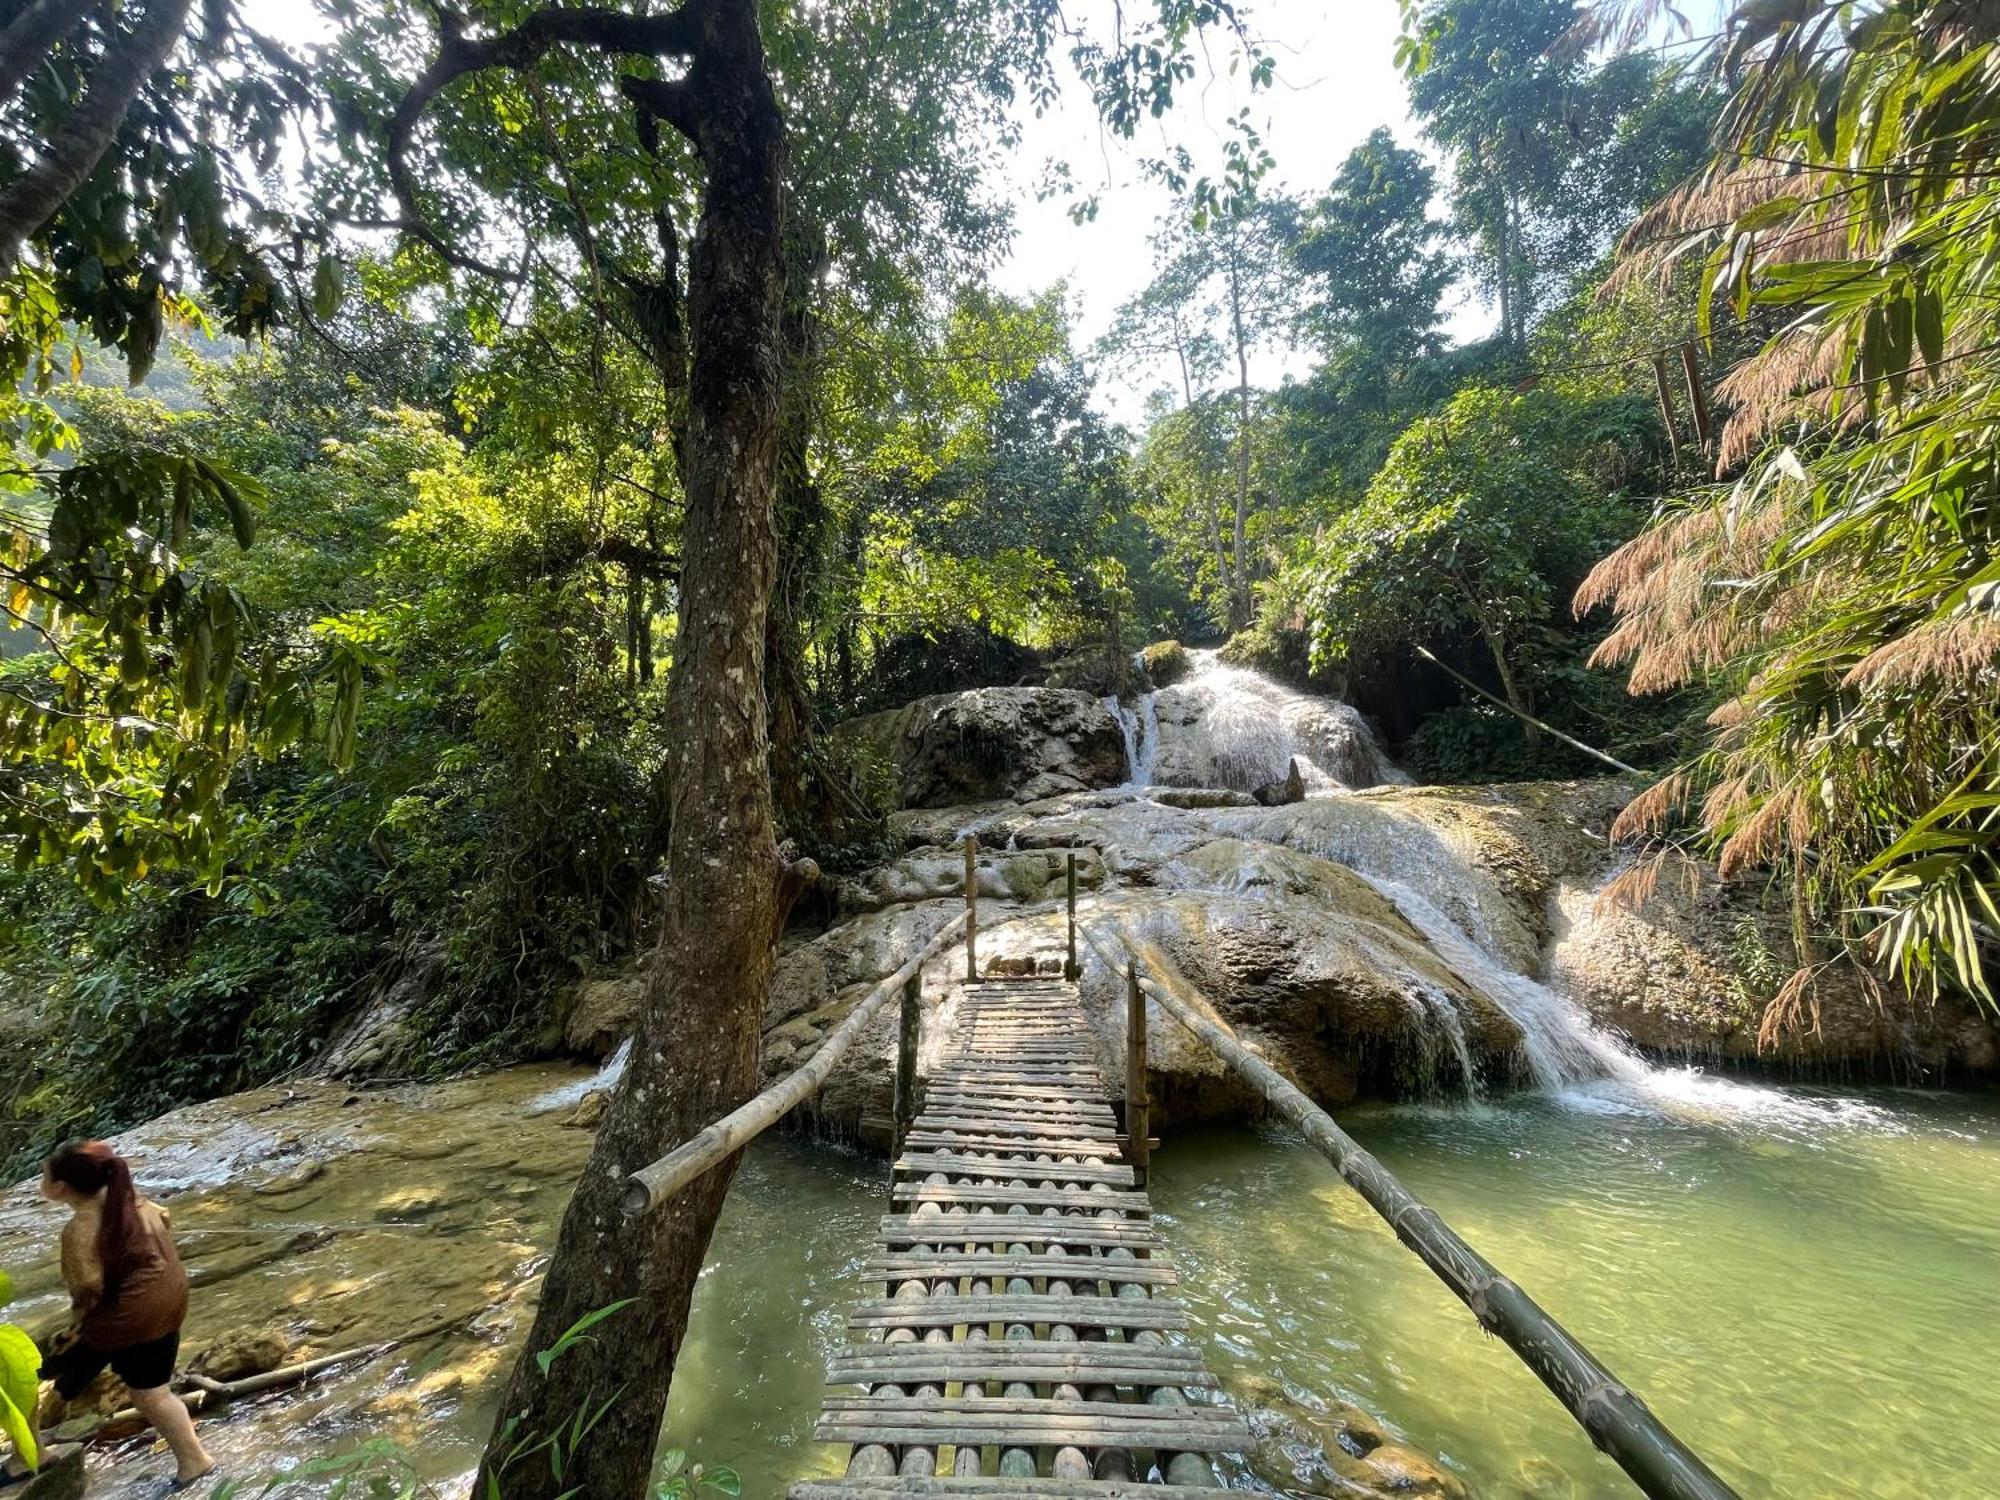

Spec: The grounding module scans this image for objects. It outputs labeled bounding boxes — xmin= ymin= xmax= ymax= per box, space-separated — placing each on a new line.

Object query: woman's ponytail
xmin=46 ymin=1140 xmax=149 ymax=1283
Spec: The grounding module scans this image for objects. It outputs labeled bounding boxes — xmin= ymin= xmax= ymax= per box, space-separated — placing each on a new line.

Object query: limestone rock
xmin=1236 ymin=1375 xmax=1470 ymax=1499
xmin=1146 ymin=787 xmax=1256 ymax=810
xmin=1552 ymin=865 xmax=2000 ymax=1079
xmin=315 ymin=943 xmax=446 ymax=1079
xmin=1252 ymin=757 xmax=1306 ymax=806
xmin=1137 ymin=639 xmax=1191 ymax=688
xmin=16 ymin=1445 xmax=85 ymax=1500
xmin=190 ymin=1326 xmax=292 ymax=1382
xmin=560 ymin=967 xmax=648 ymax=1059
xmin=835 ymin=688 xmax=1127 ymax=808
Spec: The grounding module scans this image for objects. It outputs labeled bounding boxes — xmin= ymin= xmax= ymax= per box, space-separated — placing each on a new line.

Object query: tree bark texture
xmin=0 ymin=0 xmax=193 ymax=276
xmin=469 ymin=4 xmax=788 ymax=1497
xmin=0 ymin=0 xmax=91 ymax=112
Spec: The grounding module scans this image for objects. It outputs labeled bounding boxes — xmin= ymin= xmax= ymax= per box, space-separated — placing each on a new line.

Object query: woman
xmin=35 ymin=1141 xmax=214 ymax=1488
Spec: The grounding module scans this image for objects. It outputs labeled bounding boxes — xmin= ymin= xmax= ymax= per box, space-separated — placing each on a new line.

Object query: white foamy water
xmin=1363 ymin=872 xmax=1896 ymax=1131
xmin=1104 ymin=682 xmax=1163 ymax=788
xmin=527 ymin=1037 xmax=630 ymax=1114
xmin=1146 ymin=649 xmax=1404 ymax=793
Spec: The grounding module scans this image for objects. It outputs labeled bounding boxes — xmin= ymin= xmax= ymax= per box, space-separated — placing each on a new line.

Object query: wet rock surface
xmin=1552 ymin=862 xmax=2000 ymax=1080
xmin=835 ymin=687 xmax=1127 ymax=808
xmin=1 ymin=1068 xmax=600 ymax=1499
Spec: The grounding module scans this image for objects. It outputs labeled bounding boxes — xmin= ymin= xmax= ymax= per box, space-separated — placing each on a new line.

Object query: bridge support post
xmin=963 ymin=833 xmax=979 ymax=982
xmin=1125 ymin=961 xmax=1151 ymax=1186
xmin=893 ymin=972 xmax=920 ymax=1153
xmin=1064 ymin=851 xmax=1079 ymax=980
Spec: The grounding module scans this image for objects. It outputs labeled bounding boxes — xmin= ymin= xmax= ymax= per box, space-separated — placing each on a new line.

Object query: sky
xmin=991 ymin=0 xmax=1480 ymax=424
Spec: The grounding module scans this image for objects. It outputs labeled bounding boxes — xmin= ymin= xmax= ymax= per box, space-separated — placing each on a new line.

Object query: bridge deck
xmin=790 ymin=978 xmax=1247 ymax=1498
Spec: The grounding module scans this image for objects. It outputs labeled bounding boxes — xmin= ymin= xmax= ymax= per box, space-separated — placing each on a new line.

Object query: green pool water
xmin=664 ymin=1080 xmax=2000 ymax=1499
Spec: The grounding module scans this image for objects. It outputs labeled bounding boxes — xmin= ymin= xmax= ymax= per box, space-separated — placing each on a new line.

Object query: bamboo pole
xmin=1413 ymin=644 xmax=1642 ymax=777
xmin=1078 ymin=924 xmax=1742 ymax=1500
xmin=1650 ymin=354 xmax=1682 ymax=468
xmin=621 ymin=910 xmax=969 ymax=1216
xmin=1065 ymin=851 xmax=1079 ymax=981
xmin=1679 ymin=341 xmax=1714 ymax=456
xmin=963 ymin=834 xmax=979 ymax=983
xmin=893 ymin=972 xmax=920 ymax=1154
xmin=1124 ymin=962 xmax=1150 ymax=1186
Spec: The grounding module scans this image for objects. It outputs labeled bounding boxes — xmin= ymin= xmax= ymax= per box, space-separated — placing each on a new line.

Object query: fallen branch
xmin=1413 ymin=644 xmax=1644 ymax=777
xmin=80 ymin=1308 xmax=483 ymax=1440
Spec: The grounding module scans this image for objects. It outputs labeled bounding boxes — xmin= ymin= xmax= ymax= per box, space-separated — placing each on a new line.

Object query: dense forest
xmin=3 ymin=0 xmax=1998 ymax=1494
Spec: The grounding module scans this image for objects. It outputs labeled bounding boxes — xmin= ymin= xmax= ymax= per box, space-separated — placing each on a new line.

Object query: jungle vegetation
xmin=3 ymin=0 xmax=1998 ymax=1490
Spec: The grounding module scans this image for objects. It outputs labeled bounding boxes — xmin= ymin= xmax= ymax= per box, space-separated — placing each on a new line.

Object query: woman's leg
xmin=126 ymin=1386 xmax=213 ymax=1483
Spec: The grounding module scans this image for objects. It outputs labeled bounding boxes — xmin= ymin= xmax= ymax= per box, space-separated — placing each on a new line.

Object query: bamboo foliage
xmin=1581 ymin=0 xmax=2000 ymax=1011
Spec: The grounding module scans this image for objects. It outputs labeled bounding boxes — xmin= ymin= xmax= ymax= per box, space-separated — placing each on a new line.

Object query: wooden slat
xmin=895 ymin=1154 xmax=1134 ymax=1185
xmin=901 ymin=1131 xmax=1125 ymax=1154
xmin=890 ymin=1183 xmax=1148 ymax=1213
xmin=860 ymin=1252 xmax=1175 ymax=1286
xmin=848 ymin=1295 xmax=1186 ymax=1331
xmin=827 ymin=1341 xmax=1207 ymax=1387
xmin=918 ymin=1095 xmax=1116 ymax=1118
xmin=878 ymin=1216 xmax=1162 ymax=1250
xmin=813 ymin=1396 xmax=1250 ymax=1451
xmin=907 ymin=1115 xmax=1125 ymax=1140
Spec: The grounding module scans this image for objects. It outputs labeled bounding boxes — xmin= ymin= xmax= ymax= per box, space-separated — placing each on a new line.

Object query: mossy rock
xmin=1218 ymin=620 xmax=1331 ymax=692
xmin=1137 ymin=639 xmax=1190 ymax=687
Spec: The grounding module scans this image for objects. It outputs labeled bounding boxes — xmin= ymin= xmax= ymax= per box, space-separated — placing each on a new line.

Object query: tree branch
xmin=0 ymin=0 xmax=195 ymax=276
xmin=0 ymin=0 xmax=92 ymax=112
xmin=620 ymin=75 xmax=701 ymax=148
xmin=384 ymin=2 xmax=705 ymax=280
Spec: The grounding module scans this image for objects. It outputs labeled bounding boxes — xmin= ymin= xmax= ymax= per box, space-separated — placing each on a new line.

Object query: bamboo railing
xmin=1078 ymin=921 xmax=1744 ymax=1500
xmin=620 ymin=909 xmax=969 ymax=1216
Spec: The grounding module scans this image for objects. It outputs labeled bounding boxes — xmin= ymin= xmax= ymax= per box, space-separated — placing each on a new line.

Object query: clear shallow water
xmin=32 ymin=1077 xmax=1993 ymax=1499
xmin=1150 ymin=1088 xmax=2000 ymax=1499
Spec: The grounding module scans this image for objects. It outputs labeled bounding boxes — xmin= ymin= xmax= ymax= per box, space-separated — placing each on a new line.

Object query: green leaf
xmin=0 ymin=1324 xmax=43 ymax=1471
xmin=534 ymin=1298 xmax=636 ymax=1375
xmin=312 ymin=256 xmax=345 ymax=320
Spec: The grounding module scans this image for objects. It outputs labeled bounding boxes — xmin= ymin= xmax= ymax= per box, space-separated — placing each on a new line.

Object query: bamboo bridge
xmin=619 ymin=842 xmax=1743 ymax=1500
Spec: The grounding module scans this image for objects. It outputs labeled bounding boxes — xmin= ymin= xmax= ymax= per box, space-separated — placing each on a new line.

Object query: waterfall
xmin=1363 ymin=876 xmax=1646 ymax=1090
xmin=527 ymin=1038 xmax=630 ymax=1114
xmin=1104 ymin=663 xmax=1162 ymax=788
xmin=1150 ymin=649 xmax=1404 ymax=793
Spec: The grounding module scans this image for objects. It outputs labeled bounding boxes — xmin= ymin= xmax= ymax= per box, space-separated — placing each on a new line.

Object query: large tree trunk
xmin=0 ymin=0 xmax=193 ymax=275
xmin=471 ymin=5 xmax=787 ymax=1498
xmin=0 ymin=0 xmax=92 ymax=112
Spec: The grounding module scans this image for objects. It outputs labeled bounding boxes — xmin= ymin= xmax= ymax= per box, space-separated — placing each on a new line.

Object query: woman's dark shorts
xmin=41 ymin=1329 xmax=180 ymax=1398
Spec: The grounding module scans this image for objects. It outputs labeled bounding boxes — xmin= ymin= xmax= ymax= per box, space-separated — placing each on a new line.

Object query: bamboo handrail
xmin=620 ymin=909 xmax=970 ymax=1217
xmin=1077 ymin=921 xmax=1743 ymax=1500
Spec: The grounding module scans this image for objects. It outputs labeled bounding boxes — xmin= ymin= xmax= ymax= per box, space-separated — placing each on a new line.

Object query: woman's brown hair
xmin=46 ymin=1140 xmax=152 ymax=1283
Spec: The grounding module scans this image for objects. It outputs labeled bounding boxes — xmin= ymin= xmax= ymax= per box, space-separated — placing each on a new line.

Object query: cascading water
xmin=1147 ymin=649 xmax=1404 ymax=793
xmin=1104 ymin=676 xmax=1162 ymax=788
xmin=527 ymin=1037 xmax=629 ymax=1114
xmin=1364 ymin=875 xmax=1647 ymax=1090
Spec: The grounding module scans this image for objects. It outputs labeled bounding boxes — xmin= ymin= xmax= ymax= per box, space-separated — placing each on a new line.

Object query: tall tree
xmin=1278 ymin=126 xmax=1459 ymax=500
xmin=1111 ymin=194 xmax=1296 ymax=631
xmin=347 ymin=6 xmax=796 ymax=1496
xmin=1293 ymin=127 xmax=1453 ymax=371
